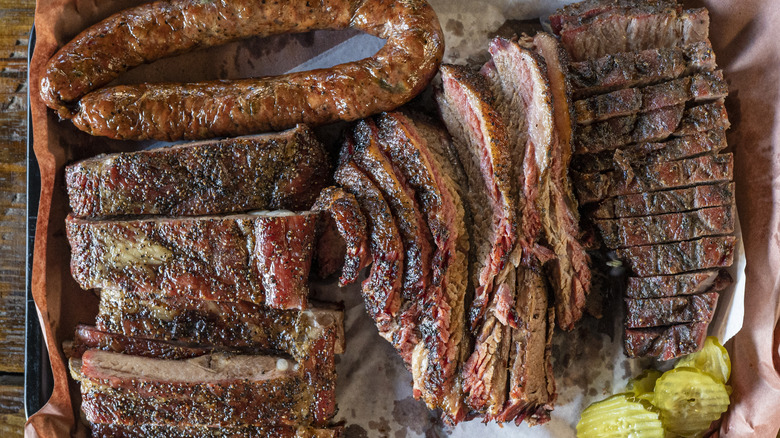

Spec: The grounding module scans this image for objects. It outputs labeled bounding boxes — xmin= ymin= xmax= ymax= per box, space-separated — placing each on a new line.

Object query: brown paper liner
xmin=25 ymin=0 xmax=780 ymax=437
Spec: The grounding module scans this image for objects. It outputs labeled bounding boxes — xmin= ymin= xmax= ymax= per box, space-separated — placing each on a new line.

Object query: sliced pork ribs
xmin=553 ymin=0 xmax=735 ymax=359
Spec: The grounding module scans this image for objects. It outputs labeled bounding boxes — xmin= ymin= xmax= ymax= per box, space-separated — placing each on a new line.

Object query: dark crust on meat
xmin=93 ymin=290 xmax=345 ymax=359
xmin=567 ymin=42 xmax=717 ymax=99
xmin=574 ymin=154 xmax=734 ymax=204
xmin=594 ymin=204 xmax=735 ymax=248
xmin=624 ymin=292 xmax=719 ymax=328
xmin=625 ymin=269 xmax=732 ymax=299
xmin=590 ymin=182 xmax=734 ymax=219
xmin=624 ymin=322 xmax=709 ymax=360
xmin=616 ymin=236 xmax=736 ymax=277
xmin=65 ymin=212 xmax=317 ymax=309
xmin=549 ymin=0 xmax=678 ymax=34
xmin=50 ymin=0 xmax=445 ymax=140
xmin=88 ymin=424 xmax=343 ymax=438
xmin=573 ymin=128 xmax=729 ymax=174
xmin=66 ymin=124 xmax=330 ymax=218
xmin=312 ymin=186 xmax=371 ymax=287
xmin=437 ymin=63 xmax=517 ymax=331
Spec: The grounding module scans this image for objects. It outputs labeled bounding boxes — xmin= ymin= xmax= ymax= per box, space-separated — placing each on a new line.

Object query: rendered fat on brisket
xmin=88 ymin=424 xmax=343 ymax=438
xmin=594 ymin=204 xmax=735 ymax=248
xmin=556 ymin=4 xmax=710 ymax=61
xmin=65 ymin=211 xmax=317 ymax=309
xmin=625 ymin=292 xmax=719 ymax=328
xmin=616 ymin=235 xmax=736 ymax=277
xmin=624 ymin=321 xmax=709 ymax=360
xmin=625 ymin=269 xmax=732 ymax=299
xmin=66 ymin=124 xmax=329 ymax=218
xmin=311 ymin=186 xmax=371 ymax=287
xmin=436 ymin=64 xmax=517 ymax=331
xmin=94 ymin=290 xmax=345 ymax=359
xmin=573 ymin=99 xmax=728 ymax=155
xmin=574 ymin=153 xmax=733 ymax=204
xmin=71 ymin=349 xmax=336 ymax=427
xmin=567 ymin=41 xmax=716 ymax=99
xmin=375 ymin=111 xmax=470 ymax=422
xmin=590 ymin=182 xmax=734 ymax=219
xmin=573 ymin=128 xmax=728 ymax=174
xmin=574 ymin=70 xmax=727 ymax=125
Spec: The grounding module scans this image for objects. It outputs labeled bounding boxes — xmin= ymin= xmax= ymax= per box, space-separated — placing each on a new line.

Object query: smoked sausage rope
xmin=40 ymin=0 xmax=444 ymax=141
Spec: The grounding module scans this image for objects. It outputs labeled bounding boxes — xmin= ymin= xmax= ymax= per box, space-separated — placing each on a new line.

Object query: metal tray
xmin=25 ymin=24 xmax=54 ymax=419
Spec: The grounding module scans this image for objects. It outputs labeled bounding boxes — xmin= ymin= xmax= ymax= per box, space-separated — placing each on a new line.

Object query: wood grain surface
xmin=0 ymin=0 xmax=33 ymax=434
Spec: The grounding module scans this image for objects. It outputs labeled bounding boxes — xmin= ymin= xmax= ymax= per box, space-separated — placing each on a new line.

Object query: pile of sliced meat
xmin=318 ymin=26 xmax=592 ymax=424
xmin=551 ymin=0 xmax=736 ymax=360
xmin=64 ymin=125 xmax=345 ymax=437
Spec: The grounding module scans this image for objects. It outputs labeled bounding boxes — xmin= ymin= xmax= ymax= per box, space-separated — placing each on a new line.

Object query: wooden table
xmin=1 ymin=0 xmax=35 ymax=436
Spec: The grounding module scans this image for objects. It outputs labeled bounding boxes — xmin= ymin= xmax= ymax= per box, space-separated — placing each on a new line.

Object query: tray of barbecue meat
xmin=24 ymin=0 xmax=754 ymax=436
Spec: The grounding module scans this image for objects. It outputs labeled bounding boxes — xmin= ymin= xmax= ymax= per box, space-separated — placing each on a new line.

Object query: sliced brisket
xmin=625 ymin=292 xmax=719 ymax=328
xmin=568 ymin=41 xmax=717 ymax=99
xmin=436 ymin=64 xmax=518 ymax=330
xmin=88 ymin=424 xmax=343 ymax=438
xmin=616 ymin=235 xmax=736 ymax=277
xmin=312 ymin=186 xmax=371 ymax=287
xmin=549 ymin=0 xmax=679 ymax=34
xmin=625 ymin=269 xmax=732 ymax=299
xmin=574 ymin=70 xmax=727 ymax=125
xmin=574 ymin=154 xmax=733 ymax=204
xmin=595 ymin=204 xmax=735 ymax=248
xmin=590 ymin=182 xmax=734 ymax=219
xmin=624 ymin=322 xmax=709 ymax=360
xmin=573 ymin=128 xmax=728 ymax=174
xmin=66 ymin=211 xmax=317 ymax=309
xmin=66 ymin=124 xmax=329 ymax=218
xmin=558 ymin=6 xmax=709 ymax=61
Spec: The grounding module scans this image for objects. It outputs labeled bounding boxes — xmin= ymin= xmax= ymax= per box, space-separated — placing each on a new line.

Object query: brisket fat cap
xmin=66 ymin=211 xmax=318 ymax=310
xmin=436 ymin=64 xmax=518 ymax=332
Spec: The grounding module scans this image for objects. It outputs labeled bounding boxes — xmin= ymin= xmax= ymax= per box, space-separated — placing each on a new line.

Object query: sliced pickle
xmin=577 ymin=393 xmax=665 ymax=438
xmin=675 ymin=336 xmax=731 ymax=383
xmin=626 ymin=369 xmax=662 ymax=402
xmin=653 ymin=367 xmax=731 ymax=437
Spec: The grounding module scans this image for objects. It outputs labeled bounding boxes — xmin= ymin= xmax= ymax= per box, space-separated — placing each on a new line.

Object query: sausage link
xmin=41 ymin=0 xmax=444 ymax=141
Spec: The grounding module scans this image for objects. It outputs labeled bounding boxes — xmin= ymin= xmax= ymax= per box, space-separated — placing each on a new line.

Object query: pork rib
xmin=66 ymin=124 xmax=329 ymax=218
xmin=311 ymin=186 xmax=371 ymax=287
xmin=567 ymin=41 xmax=717 ymax=99
xmin=625 ymin=292 xmax=719 ymax=328
xmin=625 ymin=269 xmax=732 ymax=299
xmin=66 ymin=211 xmax=317 ymax=309
xmin=595 ymin=204 xmax=735 ymax=248
xmin=590 ymin=182 xmax=734 ymax=219
xmin=624 ymin=322 xmax=709 ymax=360
xmin=574 ymin=154 xmax=733 ymax=204
xmin=616 ymin=235 xmax=736 ymax=277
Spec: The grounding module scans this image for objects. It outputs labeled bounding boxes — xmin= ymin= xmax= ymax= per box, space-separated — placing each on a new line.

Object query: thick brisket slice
xmin=333 ymin=160 xmax=404 ymax=341
xmin=72 ymin=349 xmax=335 ymax=427
xmin=437 ymin=64 xmax=517 ymax=330
xmin=376 ymin=112 xmax=469 ymax=422
xmin=549 ymin=0 xmax=678 ymax=34
xmin=66 ymin=124 xmax=330 ymax=218
xmin=625 ymin=292 xmax=719 ymax=328
xmin=616 ymin=236 xmax=736 ymax=277
xmin=95 ymin=290 xmax=345 ymax=359
xmin=590 ymin=182 xmax=734 ymax=219
xmin=626 ymin=269 xmax=732 ymax=299
xmin=574 ymin=154 xmax=733 ymax=204
xmin=568 ymin=42 xmax=717 ymax=99
xmin=351 ymin=119 xmax=433 ymax=304
xmin=573 ymin=128 xmax=728 ymax=173
xmin=66 ymin=212 xmax=317 ymax=309
xmin=574 ymin=71 xmax=727 ymax=124
xmin=595 ymin=204 xmax=735 ymax=248
xmin=558 ymin=7 xmax=709 ymax=61
xmin=624 ymin=322 xmax=709 ymax=360
xmin=89 ymin=424 xmax=342 ymax=438
xmin=312 ymin=187 xmax=370 ymax=287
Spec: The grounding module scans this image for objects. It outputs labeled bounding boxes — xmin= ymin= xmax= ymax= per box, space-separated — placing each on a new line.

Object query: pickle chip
xmin=653 ymin=367 xmax=731 ymax=437
xmin=626 ymin=369 xmax=662 ymax=402
xmin=675 ymin=336 xmax=731 ymax=383
xmin=577 ymin=393 xmax=665 ymax=438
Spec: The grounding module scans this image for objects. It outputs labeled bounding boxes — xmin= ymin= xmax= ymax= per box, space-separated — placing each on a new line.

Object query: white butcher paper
xmin=301 ymin=1 xmax=746 ymax=436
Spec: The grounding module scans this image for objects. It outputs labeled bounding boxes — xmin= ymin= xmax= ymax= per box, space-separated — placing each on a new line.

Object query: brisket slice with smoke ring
xmin=66 ymin=211 xmax=317 ymax=309
xmin=66 ymin=124 xmax=329 ymax=218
